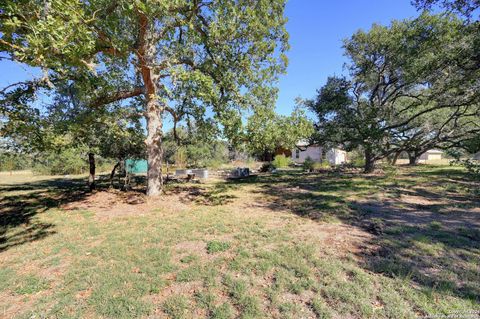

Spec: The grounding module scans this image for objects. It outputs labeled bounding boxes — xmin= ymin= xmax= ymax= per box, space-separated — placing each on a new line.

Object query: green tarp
xmin=125 ymin=159 xmax=148 ymax=174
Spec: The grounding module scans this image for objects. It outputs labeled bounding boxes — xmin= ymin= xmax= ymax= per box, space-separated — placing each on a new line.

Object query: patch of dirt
xmin=0 ymin=292 xmax=27 ymax=319
xmin=61 ymin=189 xmax=191 ymax=219
xmin=173 ymin=240 xmax=208 ymax=264
xmin=75 ymin=287 xmax=93 ymax=300
xmin=295 ymin=222 xmax=374 ymax=257
xmin=0 ymin=289 xmax=52 ymax=319
xmin=175 ymin=240 xmax=207 ymax=252
xmin=400 ymin=194 xmax=447 ymax=206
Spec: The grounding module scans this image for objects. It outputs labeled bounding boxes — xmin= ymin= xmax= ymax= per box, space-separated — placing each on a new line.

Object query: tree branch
xmin=88 ymin=87 xmax=144 ymax=108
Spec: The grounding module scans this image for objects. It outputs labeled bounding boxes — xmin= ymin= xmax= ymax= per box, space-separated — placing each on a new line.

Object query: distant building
xmin=419 ymin=149 xmax=443 ymax=161
xmin=291 ymin=142 xmax=347 ymax=165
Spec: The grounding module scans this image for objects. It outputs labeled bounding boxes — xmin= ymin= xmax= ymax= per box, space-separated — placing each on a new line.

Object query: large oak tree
xmin=1 ymin=0 xmax=289 ymax=195
xmin=306 ymin=13 xmax=480 ymax=172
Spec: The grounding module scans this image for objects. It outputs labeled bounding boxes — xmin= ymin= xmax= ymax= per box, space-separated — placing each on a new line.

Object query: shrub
xmin=303 ymin=158 xmax=330 ymax=172
xmin=352 ymin=157 xmax=365 ymax=168
xmin=453 ymin=158 xmax=480 ymax=178
xmin=449 ymin=149 xmax=480 ymax=179
xmin=303 ymin=156 xmax=315 ymax=172
xmin=272 ymin=154 xmax=291 ymax=168
xmin=349 ymin=149 xmax=365 ymax=168
xmin=0 ymin=152 xmax=32 ymax=172
xmin=33 ymin=148 xmax=87 ymax=175
xmin=32 ymin=147 xmax=115 ymax=175
xmin=314 ymin=161 xmax=330 ymax=170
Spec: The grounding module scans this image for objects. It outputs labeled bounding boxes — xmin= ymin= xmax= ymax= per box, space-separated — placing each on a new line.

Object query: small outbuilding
xmin=419 ymin=149 xmax=443 ymax=161
xmin=291 ymin=142 xmax=347 ymax=165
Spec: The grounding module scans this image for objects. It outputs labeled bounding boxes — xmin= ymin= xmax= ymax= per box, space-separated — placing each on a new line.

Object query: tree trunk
xmin=145 ymin=100 xmax=163 ymax=196
xmin=123 ymin=169 xmax=131 ymax=191
xmin=109 ymin=161 xmax=121 ymax=188
xmin=364 ymin=147 xmax=375 ymax=173
xmin=137 ymin=12 xmax=163 ymax=196
xmin=408 ymin=153 xmax=419 ymax=166
xmin=391 ymin=151 xmax=401 ymax=166
xmin=88 ymin=152 xmax=96 ymax=191
xmin=165 ymin=161 xmax=170 ymax=183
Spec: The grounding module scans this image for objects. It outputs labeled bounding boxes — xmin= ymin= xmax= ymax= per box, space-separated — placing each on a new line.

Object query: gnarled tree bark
xmin=138 ymin=11 xmax=163 ymax=196
xmin=408 ymin=152 xmax=420 ymax=165
xmin=145 ymin=98 xmax=163 ymax=196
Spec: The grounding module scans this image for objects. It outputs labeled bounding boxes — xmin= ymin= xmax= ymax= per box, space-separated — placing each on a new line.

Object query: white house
xmin=291 ymin=142 xmax=347 ymax=165
xmin=419 ymin=149 xmax=443 ymax=161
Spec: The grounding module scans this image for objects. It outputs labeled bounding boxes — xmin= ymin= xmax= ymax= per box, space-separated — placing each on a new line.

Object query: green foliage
xmin=302 ymin=156 xmax=315 ymax=172
xmin=195 ymin=292 xmax=234 ymax=319
xmin=349 ymin=150 xmax=366 ymax=168
xmin=32 ymin=147 xmax=88 ymax=175
xmin=186 ymin=141 xmax=228 ymax=168
xmin=460 ymin=159 xmax=480 ymax=177
xmin=32 ymin=146 xmax=114 ymax=175
xmin=302 ymin=158 xmax=332 ymax=172
xmin=210 ymin=303 xmax=234 ymax=319
xmin=162 ymin=126 xmax=228 ymax=168
xmin=174 ymin=147 xmax=188 ymax=168
xmin=223 ymin=275 xmax=261 ymax=318
xmin=246 ymin=106 xmax=314 ymax=158
xmin=272 ymin=154 xmax=292 ymax=168
xmin=311 ymin=298 xmax=333 ymax=319
xmin=0 ymin=150 xmax=31 ymax=171
xmin=413 ymin=0 xmax=479 ymax=19
xmin=383 ymin=164 xmax=398 ymax=180
xmin=448 ymin=148 xmax=480 ymax=178
xmin=314 ymin=161 xmax=331 ymax=170
xmin=206 ymin=241 xmax=231 ymax=254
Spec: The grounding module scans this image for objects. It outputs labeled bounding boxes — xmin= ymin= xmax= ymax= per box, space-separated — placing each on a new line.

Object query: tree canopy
xmin=246 ymin=106 xmax=314 ymax=159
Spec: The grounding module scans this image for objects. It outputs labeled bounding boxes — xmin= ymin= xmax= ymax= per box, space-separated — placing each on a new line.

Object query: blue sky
xmin=0 ymin=1 xmax=419 ymax=117
xmin=276 ymin=0 xmax=418 ymax=115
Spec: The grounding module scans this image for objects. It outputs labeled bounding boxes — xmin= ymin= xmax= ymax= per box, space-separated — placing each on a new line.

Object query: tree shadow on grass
xmin=0 ymin=175 xmax=113 ymax=253
xmin=166 ymin=183 xmax=238 ymax=206
xmin=226 ymin=170 xmax=377 ymax=222
xmin=351 ymin=186 xmax=480 ymax=303
xmin=222 ymin=169 xmax=480 ymax=304
xmin=364 ymin=222 xmax=480 ymax=303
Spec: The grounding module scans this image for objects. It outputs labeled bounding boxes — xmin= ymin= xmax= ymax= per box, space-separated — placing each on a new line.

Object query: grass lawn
xmin=0 ymin=166 xmax=479 ymax=318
